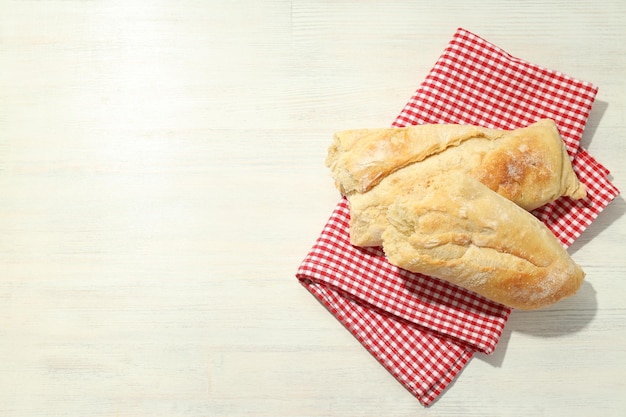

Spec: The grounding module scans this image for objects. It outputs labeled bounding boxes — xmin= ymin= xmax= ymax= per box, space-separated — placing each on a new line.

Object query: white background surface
xmin=1 ymin=1 xmax=625 ymax=416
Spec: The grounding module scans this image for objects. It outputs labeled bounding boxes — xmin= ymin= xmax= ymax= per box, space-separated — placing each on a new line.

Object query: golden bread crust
xmin=381 ymin=174 xmax=584 ymax=310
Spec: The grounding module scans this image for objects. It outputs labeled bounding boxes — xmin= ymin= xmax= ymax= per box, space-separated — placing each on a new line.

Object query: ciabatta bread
xmin=381 ymin=173 xmax=585 ymax=310
xmin=327 ymin=119 xmax=584 ymax=200
xmin=329 ymin=119 xmax=586 ymax=246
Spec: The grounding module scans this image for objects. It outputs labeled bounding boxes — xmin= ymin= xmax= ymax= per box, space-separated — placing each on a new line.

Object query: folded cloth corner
xmin=297 ymin=198 xmax=510 ymax=405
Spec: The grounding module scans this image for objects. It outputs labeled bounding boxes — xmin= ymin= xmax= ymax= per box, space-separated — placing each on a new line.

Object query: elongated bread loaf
xmin=330 ymin=119 xmax=586 ymax=246
xmin=381 ymin=173 xmax=585 ymax=310
xmin=327 ymin=119 xmax=584 ymax=199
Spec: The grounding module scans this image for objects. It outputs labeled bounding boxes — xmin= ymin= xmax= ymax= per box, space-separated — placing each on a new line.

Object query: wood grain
xmin=1 ymin=1 xmax=625 ymax=416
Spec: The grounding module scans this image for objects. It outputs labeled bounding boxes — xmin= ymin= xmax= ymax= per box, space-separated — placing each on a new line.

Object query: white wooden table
xmin=1 ymin=1 xmax=625 ymax=416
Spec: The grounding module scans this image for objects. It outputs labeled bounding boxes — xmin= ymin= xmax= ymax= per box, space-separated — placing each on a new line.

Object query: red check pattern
xmin=296 ymin=28 xmax=620 ymax=406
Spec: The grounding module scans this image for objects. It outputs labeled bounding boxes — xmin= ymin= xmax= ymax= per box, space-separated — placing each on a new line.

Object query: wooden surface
xmin=1 ymin=1 xmax=625 ymax=416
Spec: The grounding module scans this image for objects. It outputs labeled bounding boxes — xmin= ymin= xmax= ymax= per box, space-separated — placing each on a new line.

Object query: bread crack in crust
xmin=327 ymin=124 xmax=503 ymax=195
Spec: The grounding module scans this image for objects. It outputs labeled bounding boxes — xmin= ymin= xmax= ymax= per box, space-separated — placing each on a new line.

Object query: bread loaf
xmin=327 ymin=119 xmax=586 ymax=246
xmin=381 ymin=173 xmax=585 ymax=310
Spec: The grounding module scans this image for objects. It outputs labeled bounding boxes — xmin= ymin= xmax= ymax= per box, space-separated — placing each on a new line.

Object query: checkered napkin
xmin=296 ymin=28 xmax=620 ymax=406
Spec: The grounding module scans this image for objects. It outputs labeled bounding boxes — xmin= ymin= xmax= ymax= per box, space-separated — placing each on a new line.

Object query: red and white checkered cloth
xmin=296 ymin=28 xmax=620 ymax=406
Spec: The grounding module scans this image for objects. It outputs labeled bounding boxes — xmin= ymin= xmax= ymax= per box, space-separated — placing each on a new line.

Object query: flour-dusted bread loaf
xmin=327 ymin=119 xmax=585 ymax=199
xmin=331 ymin=119 xmax=586 ymax=246
xmin=381 ymin=173 xmax=585 ymax=310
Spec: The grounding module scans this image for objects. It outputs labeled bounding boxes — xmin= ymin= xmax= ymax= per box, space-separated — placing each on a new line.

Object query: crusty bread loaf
xmin=328 ymin=119 xmax=586 ymax=246
xmin=327 ymin=119 xmax=585 ymax=199
xmin=381 ymin=173 xmax=585 ymax=310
